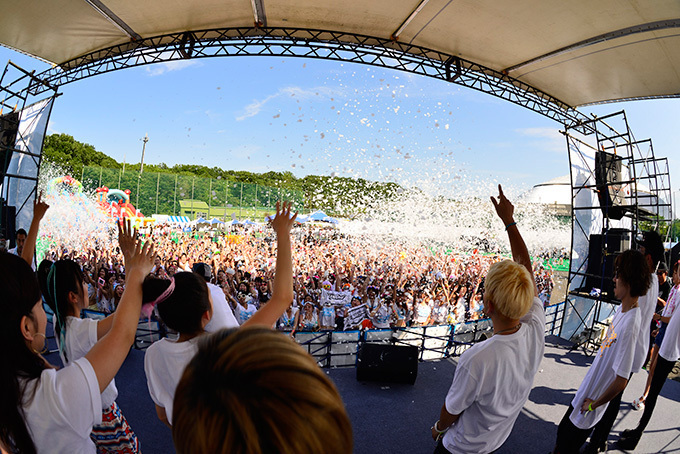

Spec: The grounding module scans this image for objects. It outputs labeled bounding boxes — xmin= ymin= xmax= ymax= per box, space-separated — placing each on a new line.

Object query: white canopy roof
xmin=1 ymin=1 xmax=679 ymax=107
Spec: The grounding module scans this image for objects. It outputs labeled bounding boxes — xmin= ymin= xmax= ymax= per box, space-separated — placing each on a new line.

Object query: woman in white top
xmin=38 ymin=257 xmax=139 ymax=453
xmin=0 ymin=220 xmax=154 ymax=454
xmin=143 ymin=201 xmax=298 ymax=427
xmin=631 ymin=259 xmax=680 ymax=411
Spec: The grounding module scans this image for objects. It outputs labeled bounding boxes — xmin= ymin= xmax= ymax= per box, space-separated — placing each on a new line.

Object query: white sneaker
xmin=631 ymin=398 xmax=645 ymax=411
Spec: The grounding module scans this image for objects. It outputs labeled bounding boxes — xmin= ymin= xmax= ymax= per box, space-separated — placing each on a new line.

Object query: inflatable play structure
xmin=95 ymin=186 xmax=155 ymax=227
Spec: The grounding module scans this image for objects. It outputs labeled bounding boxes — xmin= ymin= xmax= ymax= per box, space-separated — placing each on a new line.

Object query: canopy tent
xmin=307 ymin=210 xmax=329 ymax=221
xmin=168 ymin=215 xmax=190 ymax=224
xmin=209 ymin=217 xmax=224 ymax=224
xmin=0 ymin=1 xmax=678 ymax=110
xmin=194 ymin=217 xmax=208 ymax=224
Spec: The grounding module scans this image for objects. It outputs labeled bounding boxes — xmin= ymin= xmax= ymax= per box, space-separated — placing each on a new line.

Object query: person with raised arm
xmin=20 ymin=192 xmax=49 ymax=268
xmin=430 ymin=185 xmax=545 ymax=454
xmin=0 ymin=220 xmax=154 ymax=454
xmin=143 ymin=201 xmax=297 ymax=427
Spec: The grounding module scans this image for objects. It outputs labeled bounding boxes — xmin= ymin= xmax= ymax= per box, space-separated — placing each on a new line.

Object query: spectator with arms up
xmin=430 ymin=185 xmax=545 ymax=454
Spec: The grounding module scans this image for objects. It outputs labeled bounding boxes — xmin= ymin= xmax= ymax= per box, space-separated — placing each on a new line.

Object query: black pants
xmin=636 ymin=355 xmax=675 ymax=432
xmin=554 ymin=405 xmax=593 ymax=454
xmin=587 ymin=371 xmax=634 ymax=448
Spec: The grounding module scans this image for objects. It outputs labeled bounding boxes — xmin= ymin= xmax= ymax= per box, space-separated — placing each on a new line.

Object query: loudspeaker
xmin=0 ymin=110 xmax=19 ymax=175
xmin=356 ymin=343 xmax=418 ymax=385
xmin=0 ymin=199 xmax=16 ymax=247
xmin=595 ymin=150 xmax=626 ymax=220
xmin=585 ymin=229 xmax=629 ymax=298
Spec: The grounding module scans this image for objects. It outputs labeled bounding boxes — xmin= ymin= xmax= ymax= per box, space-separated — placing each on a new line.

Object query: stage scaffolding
xmin=0 ymin=61 xmax=58 ymax=246
xmin=561 ymin=111 xmax=672 ymax=354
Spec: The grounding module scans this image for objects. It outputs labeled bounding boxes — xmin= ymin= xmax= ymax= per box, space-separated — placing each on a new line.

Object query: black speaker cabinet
xmin=356 ymin=343 xmax=418 ymax=385
xmin=595 ymin=150 xmax=627 ymax=220
xmin=585 ymin=229 xmax=629 ymax=299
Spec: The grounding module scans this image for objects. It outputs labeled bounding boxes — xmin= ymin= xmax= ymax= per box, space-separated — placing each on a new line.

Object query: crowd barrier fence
xmin=77 ymin=301 xmax=566 ymax=368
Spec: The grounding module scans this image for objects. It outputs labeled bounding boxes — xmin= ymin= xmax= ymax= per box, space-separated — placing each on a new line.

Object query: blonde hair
xmin=172 ymin=327 xmax=353 ymax=454
xmin=484 ymin=260 xmax=533 ymax=319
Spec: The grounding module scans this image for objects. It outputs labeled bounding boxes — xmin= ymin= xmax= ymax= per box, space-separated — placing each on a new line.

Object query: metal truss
xmin=26 ymin=27 xmax=591 ymax=127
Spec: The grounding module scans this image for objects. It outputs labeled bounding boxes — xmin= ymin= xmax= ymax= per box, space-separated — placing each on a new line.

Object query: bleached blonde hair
xmin=484 ymin=260 xmax=533 ymax=319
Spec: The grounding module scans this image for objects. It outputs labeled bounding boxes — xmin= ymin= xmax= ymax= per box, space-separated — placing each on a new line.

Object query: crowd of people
xmin=2 ymin=186 xmax=678 ymax=454
xmin=36 ymin=219 xmax=556 ymax=335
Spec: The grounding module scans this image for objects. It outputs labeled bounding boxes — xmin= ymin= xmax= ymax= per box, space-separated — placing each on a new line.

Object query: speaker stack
xmin=356 ymin=343 xmax=418 ymax=385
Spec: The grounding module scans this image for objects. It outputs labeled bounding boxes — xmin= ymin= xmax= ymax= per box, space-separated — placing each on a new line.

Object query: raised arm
xmin=21 ymin=193 xmax=49 ymax=266
xmin=244 ymin=201 xmax=296 ymax=327
xmin=86 ymin=220 xmax=155 ymax=392
xmin=490 ymin=184 xmax=537 ymax=296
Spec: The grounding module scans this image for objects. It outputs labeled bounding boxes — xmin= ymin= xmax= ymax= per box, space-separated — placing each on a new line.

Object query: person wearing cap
xmin=584 ymin=231 xmax=664 ymax=453
xmin=192 ymin=262 xmax=239 ymax=332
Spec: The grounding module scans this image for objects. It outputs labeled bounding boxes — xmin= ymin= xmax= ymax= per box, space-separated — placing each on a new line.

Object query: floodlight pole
xmin=136 ymin=133 xmax=149 ymax=209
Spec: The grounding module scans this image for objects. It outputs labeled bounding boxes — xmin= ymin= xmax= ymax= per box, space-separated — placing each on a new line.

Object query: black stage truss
xmin=22 ymin=27 xmax=592 ymax=128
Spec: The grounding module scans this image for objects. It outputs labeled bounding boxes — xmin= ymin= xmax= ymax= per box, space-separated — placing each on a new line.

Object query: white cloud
xmin=146 ymin=60 xmax=201 ymax=76
xmin=516 ymin=127 xmax=564 ymax=153
xmin=236 ymin=86 xmax=345 ymax=121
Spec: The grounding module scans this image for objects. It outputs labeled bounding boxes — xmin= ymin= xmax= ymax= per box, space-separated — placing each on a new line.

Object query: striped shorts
xmin=90 ymin=401 xmax=140 ymax=454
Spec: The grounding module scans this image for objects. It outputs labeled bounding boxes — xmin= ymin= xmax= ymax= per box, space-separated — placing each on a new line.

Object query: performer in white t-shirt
xmin=143 ymin=201 xmax=298 ymax=426
xmin=553 ymin=248 xmax=652 ymax=454
xmin=191 ymin=262 xmax=239 ymax=332
xmin=584 ymin=231 xmax=663 ymax=453
xmin=430 ymin=185 xmax=545 ymax=454
xmin=616 ymin=286 xmax=680 ymax=450
xmin=1 ymin=219 xmax=154 ymax=454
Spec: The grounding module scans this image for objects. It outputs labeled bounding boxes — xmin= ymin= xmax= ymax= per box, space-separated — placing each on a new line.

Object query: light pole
xmin=136 ymin=133 xmax=149 ymax=209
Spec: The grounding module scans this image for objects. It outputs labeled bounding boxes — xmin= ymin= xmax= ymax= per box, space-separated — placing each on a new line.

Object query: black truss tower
xmin=562 ymin=111 xmax=672 ymax=354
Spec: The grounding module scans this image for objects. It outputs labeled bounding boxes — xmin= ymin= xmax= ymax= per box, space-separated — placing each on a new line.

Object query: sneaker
xmin=620 ymin=428 xmax=641 ymax=439
xmin=631 ymin=398 xmax=645 ymax=411
xmin=582 ymin=441 xmax=608 ymax=453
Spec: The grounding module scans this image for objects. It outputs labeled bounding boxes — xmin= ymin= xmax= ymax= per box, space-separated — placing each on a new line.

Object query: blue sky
xmin=1 ymin=46 xmax=678 ymax=201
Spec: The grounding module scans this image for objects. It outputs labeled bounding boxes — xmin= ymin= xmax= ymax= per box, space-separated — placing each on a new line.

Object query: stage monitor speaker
xmin=0 ymin=110 xmax=20 ymax=175
xmin=356 ymin=343 xmax=418 ymax=385
xmin=595 ymin=150 xmax=626 ymax=220
xmin=0 ymin=199 xmax=16 ymax=248
xmin=585 ymin=229 xmax=629 ymax=299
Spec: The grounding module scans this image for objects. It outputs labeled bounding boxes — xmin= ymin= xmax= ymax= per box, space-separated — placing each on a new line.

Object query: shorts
xmin=90 ymin=401 xmax=140 ymax=454
xmin=654 ymin=322 xmax=668 ymax=347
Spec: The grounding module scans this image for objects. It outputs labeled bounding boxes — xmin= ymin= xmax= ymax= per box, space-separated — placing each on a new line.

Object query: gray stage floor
xmin=331 ymin=336 xmax=680 ymax=454
xmin=92 ymin=334 xmax=680 ymax=454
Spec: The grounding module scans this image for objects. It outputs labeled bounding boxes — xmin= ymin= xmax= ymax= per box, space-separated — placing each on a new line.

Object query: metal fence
xmin=80 ymin=165 xmax=305 ymax=220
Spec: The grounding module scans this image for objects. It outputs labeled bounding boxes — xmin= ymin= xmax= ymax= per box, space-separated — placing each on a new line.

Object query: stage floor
xmin=97 ymin=335 xmax=680 ymax=454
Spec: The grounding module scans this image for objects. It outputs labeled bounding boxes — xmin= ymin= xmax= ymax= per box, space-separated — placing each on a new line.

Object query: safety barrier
xmin=77 ymin=301 xmax=567 ymax=368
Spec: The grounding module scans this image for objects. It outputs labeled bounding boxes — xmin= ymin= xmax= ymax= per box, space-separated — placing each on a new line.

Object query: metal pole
xmin=173 ymin=174 xmax=177 ymax=216
xmin=191 ymin=177 xmax=195 ymax=219
xmin=155 ymin=172 xmax=160 ymax=214
xmin=98 ymin=166 xmax=102 ymax=187
xmin=136 ymin=133 xmax=149 ymax=208
xmin=208 ymin=178 xmax=212 ymax=218
xmin=239 ymin=182 xmax=243 ymax=218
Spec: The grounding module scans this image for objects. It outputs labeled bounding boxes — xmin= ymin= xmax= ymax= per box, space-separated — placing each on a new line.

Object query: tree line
xmin=42 ymin=133 xmax=401 ymax=217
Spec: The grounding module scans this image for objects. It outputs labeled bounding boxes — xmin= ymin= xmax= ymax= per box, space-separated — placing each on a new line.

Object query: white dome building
xmin=521 ymin=175 xmax=571 ymax=216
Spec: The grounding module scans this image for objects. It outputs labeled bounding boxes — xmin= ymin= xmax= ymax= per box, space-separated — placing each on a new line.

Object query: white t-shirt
xmin=661 ymin=285 xmax=680 ymax=318
xmin=632 ymin=274 xmax=657 ymax=371
xmin=204 ymin=282 xmax=239 ymax=332
xmin=569 ymin=305 xmax=640 ymax=429
xmin=144 ymin=336 xmax=200 ymax=425
xmin=58 ymin=316 xmax=118 ymax=408
xmin=234 ymin=302 xmax=258 ymax=325
xmin=660 ymin=302 xmax=680 ymax=362
xmin=371 ymin=304 xmax=391 ymax=329
xmin=23 ymin=357 xmax=102 ymax=454
xmin=442 ymin=297 xmax=545 ymax=453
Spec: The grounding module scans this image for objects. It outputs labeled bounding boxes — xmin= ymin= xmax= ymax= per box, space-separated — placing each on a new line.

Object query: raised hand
xmin=270 ymin=201 xmax=297 ymax=236
xmin=126 ymin=238 xmax=155 ymax=278
xmin=33 ymin=192 xmax=49 ymax=220
xmin=118 ymin=218 xmax=138 ymax=264
xmin=490 ymin=184 xmax=514 ymax=225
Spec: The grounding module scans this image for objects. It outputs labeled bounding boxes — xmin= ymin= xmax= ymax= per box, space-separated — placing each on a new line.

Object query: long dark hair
xmin=38 ymin=259 xmax=85 ymax=362
xmin=0 ymin=253 xmax=45 ymax=454
xmin=142 ymin=272 xmax=211 ymax=335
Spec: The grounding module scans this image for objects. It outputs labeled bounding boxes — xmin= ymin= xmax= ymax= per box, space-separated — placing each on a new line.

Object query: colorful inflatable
xmin=47 ymin=175 xmax=83 ymax=194
xmin=95 ymin=186 xmax=155 ymax=227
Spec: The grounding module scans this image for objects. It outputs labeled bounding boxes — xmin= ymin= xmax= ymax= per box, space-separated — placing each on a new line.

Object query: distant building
xmin=521 ymin=175 xmax=571 ymax=217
